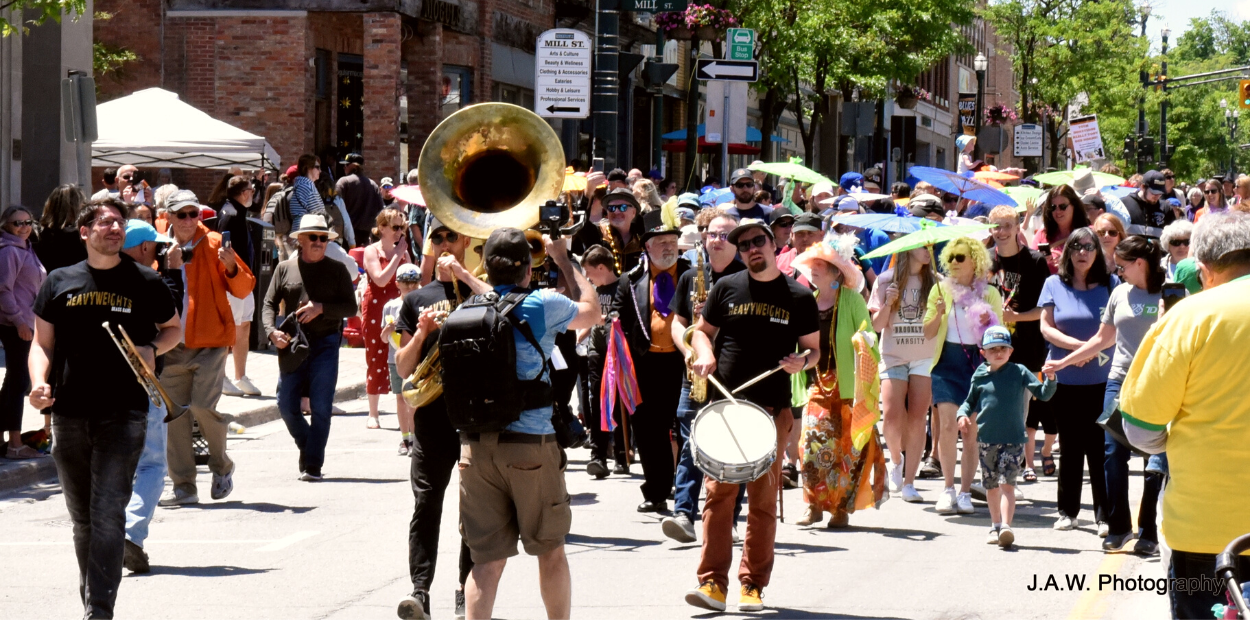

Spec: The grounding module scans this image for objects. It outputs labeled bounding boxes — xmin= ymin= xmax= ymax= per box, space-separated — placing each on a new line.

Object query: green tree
xmin=0 ymin=0 xmax=85 ymax=36
xmin=92 ymin=11 xmax=136 ymax=94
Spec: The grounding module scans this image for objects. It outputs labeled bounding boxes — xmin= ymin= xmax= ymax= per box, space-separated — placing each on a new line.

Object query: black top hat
xmin=640 ymin=209 xmax=679 ymax=243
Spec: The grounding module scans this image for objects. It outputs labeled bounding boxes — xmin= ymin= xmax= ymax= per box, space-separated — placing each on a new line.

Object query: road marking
xmin=255 ymin=530 xmax=318 ymax=552
xmin=1067 ymin=552 xmax=1127 ymax=619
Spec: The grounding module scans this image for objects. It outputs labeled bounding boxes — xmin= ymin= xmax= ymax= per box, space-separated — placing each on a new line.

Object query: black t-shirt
xmin=588 ymin=281 xmax=618 ymax=356
xmin=33 ymin=257 xmax=178 ymax=418
xmin=1120 ymin=193 xmax=1175 ymax=230
xmin=395 ymin=279 xmax=474 ymax=359
xmin=990 ymin=248 xmax=1051 ymax=370
xmin=670 ymin=261 xmax=747 ymax=323
xmin=701 ymin=270 xmax=819 ymax=409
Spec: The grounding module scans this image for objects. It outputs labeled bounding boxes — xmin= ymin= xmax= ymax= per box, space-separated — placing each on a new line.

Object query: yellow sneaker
xmin=685 ymin=580 xmax=727 ymax=611
xmin=739 ymin=583 xmax=764 ymax=611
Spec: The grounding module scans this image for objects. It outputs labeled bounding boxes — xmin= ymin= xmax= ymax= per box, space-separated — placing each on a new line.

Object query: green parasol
xmin=1002 ymin=186 xmax=1044 ymax=211
xmin=861 ymin=220 xmax=995 ymax=261
xmin=1033 ymin=168 xmax=1125 ymax=188
xmin=748 ymin=157 xmax=832 ymax=185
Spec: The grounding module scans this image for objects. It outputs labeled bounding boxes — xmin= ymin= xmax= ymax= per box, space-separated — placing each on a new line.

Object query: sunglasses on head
xmin=304 ymin=234 xmax=329 ymax=243
xmin=174 ymin=210 xmax=200 ymax=219
xmin=1050 ymin=201 xmax=1071 ymax=211
xmin=735 ymin=234 xmax=769 ymax=252
xmin=948 ymin=253 xmax=967 ymax=264
xmin=429 ymin=231 xmax=460 ymax=245
xmin=733 ymin=181 xmax=755 ymax=189
xmin=8 ymin=219 xmax=34 ymax=227
xmin=605 ymin=203 xmax=633 ymax=213
xmin=1169 ymin=238 xmax=1190 ymax=247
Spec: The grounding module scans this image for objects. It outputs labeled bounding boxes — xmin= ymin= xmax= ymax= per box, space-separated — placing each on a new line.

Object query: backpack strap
xmin=496 ymin=290 xmax=550 ymax=374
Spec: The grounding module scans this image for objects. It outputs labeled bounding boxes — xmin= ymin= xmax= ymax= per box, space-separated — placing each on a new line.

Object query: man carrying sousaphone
xmin=685 ymin=218 xmax=820 ymax=613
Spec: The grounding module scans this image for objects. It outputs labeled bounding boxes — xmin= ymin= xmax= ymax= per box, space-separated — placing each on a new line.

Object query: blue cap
xmin=395 ymin=263 xmax=420 ymax=283
xmin=676 ymin=206 xmax=696 ymax=221
xmin=981 ymin=325 xmax=1013 ymax=349
xmin=124 ymin=219 xmax=172 ymax=250
xmin=839 ymin=172 xmax=864 ymax=192
xmin=677 ymin=192 xmax=701 ymax=208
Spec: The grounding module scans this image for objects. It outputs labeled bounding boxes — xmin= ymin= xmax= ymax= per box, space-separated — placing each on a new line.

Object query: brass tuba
xmin=404 ymin=103 xmax=566 ymax=408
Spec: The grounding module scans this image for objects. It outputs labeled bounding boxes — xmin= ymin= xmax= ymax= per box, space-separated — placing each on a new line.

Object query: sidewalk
xmin=0 ymin=346 xmax=369 ymax=495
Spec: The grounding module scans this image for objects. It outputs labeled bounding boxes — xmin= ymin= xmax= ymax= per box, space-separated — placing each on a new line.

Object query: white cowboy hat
xmin=289 ymin=213 xmax=339 ymax=240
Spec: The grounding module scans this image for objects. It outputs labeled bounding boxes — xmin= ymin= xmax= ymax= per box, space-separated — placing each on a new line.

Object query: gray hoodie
xmin=0 ymin=230 xmax=47 ymax=329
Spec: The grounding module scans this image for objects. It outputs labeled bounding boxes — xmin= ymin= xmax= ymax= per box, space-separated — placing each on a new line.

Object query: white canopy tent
xmin=91 ymin=88 xmax=281 ymax=171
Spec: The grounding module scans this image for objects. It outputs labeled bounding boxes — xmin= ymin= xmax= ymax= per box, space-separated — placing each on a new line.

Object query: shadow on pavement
xmin=566 ymin=533 xmax=662 ymax=552
xmin=177 ymin=501 xmax=317 ymax=514
xmin=318 ymin=477 xmax=407 ymax=484
xmin=134 ymin=565 xmax=273 ymax=578
xmin=570 ymin=492 xmax=597 ymax=506
xmin=1004 ymin=544 xmax=1084 ymax=555
xmin=774 ymin=541 xmax=845 ymax=554
xmin=693 ymin=608 xmax=905 ymax=619
xmin=832 ymin=525 xmax=942 ymax=542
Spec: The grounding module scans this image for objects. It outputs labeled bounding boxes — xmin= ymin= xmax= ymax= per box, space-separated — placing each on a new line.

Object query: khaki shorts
xmin=458 ymin=433 xmax=571 ymax=563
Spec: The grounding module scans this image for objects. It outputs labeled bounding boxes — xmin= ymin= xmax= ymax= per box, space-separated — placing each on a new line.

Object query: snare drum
xmin=689 ymin=399 xmax=777 ymax=483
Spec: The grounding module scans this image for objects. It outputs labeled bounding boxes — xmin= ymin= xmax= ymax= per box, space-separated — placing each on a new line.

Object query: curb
xmin=0 ymin=380 xmax=367 ymax=497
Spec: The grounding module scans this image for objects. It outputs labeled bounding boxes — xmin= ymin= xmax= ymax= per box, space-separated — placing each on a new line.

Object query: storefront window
xmin=442 ymin=66 xmax=473 ymax=117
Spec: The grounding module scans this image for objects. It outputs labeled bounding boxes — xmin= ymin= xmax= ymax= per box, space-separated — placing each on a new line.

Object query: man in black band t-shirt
xmin=392 ymin=218 xmax=490 ymax=620
xmin=30 ymin=198 xmax=181 ymax=619
xmin=686 ymin=218 xmax=819 ymax=612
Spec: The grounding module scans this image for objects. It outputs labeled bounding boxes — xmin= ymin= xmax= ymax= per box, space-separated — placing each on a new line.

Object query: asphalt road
xmin=0 ymin=396 xmax=1170 ymax=619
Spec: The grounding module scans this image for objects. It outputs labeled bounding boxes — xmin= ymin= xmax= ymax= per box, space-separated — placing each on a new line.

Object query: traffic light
xmin=1138 ymin=136 xmax=1155 ymax=163
xmin=643 ymin=62 xmax=678 ymax=88
xmin=1240 ymin=79 xmax=1250 ymax=109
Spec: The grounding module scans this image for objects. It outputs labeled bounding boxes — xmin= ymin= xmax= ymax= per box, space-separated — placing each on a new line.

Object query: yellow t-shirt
xmin=1120 ymin=275 xmax=1250 ymax=554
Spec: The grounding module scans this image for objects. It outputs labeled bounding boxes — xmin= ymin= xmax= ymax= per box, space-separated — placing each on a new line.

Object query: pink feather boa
xmin=945 ymin=277 xmax=1000 ymax=341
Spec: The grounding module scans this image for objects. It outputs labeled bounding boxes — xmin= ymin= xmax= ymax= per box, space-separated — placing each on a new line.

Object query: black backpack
xmin=439 ymin=290 xmax=553 ymax=433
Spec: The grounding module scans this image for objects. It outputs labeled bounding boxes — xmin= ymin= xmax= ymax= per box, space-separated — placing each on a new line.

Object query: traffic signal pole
xmin=1140 ymin=65 xmax=1250 ymax=168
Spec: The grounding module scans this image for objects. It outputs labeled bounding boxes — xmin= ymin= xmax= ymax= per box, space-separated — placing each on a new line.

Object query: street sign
xmin=726 ymin=28 xmax=754 ymax=61
xmin=1014 ymin=124 xmax=1043 ymax=157
xmin=621 ymin=0 xmax=687 ymax=11
xmin=704 ymin=80 xmax=748 ymax=144
xmin=534 ymin=29 xmax=592 ymax=119
xmin=695 ymin=59 xmax=757 ymax=82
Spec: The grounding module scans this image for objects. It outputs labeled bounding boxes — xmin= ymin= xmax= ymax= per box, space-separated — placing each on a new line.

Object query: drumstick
xmin=705 ymin=374 xmax=738 ymax=405
xmin=731 ymin=350 xmax=812 ymax=395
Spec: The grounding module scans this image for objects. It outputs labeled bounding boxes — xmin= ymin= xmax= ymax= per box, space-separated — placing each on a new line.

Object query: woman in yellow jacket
xmin=922 ymin=237 xmax=1003 ymax=516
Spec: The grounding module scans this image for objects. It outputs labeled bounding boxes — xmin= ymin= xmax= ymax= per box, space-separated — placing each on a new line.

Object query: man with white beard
xmin=609 ymin=190 xmax=691 ymax=513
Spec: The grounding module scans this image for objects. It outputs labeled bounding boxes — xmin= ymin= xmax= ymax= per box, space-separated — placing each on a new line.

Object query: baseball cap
xmin=727 ymin=218 xmax=774 ymax=245
xmin=166 ymin=189 xmax=203 ymax=213
xmin=1142 ymin=170 xmax=1166 ymax=195
xmin=810 ymin=181 xmax=835 ymax=198
xmin=909 ymin=194 xmax=944 ymax=218
xmin=1081 ymin=193 xmax=1106 ymax=212
xmin=834 ymin=195 xmax=861 ymax=212
xmin=603 ymin=188 xmax=641 ymax=210
xmin=729 ymin=168 xmax=754 ymax=184
xmin=676 ymin=206 xmax=696 ymax=222
xmin=770 ymin=210 xmax=795 ymax=227
xmin=285 ymin=165 xmax=298 ymax=178
xmin=677 ymin=192 xmax=701 ymax=209
xmin=792 ymin=212 xmax=823 ymax=233
xmin=839 ymin=172 xmax=864 ymax=192
xmin=380 ymin=177 xmax=394 ymax=188
xmin=981 ymin=326 xmax=1013 ymax=349
xmin=483 ymin=228 xmax=531 ymax=269
xmin=395 ymin=263 xmax=421 ymax=283
xmin=340 ymin=153 xmax=364 ymax=165
xmin=123 ymin=219 xmax=172 ymax=250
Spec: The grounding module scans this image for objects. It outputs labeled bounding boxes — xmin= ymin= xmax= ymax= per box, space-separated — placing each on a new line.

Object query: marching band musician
xmin=574 ymin=186 xmax=645 ymax=275
xmin=663 ymin=212 xmax=745 ymax=543
xmin=29 ymin=198 xmax=182 ymax=619
xmin=609 ymin=195 xmax=690 ymax=513
xmin=685 ymin=218 xmax=820 ymax=613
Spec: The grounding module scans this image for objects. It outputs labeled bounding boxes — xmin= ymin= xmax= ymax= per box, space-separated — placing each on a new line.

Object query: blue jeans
xmin=277 ymin=332 xmax=341 ymax=473
xmin=52 ymin=411 xmax=147 ymax=619
xmin=125 ymin=402 xmax=167 ymax=548
xmin=674 ymin=383 xmax=746 ymax=522
xmin=1103 ymin=378 xmax=1163 ymax=540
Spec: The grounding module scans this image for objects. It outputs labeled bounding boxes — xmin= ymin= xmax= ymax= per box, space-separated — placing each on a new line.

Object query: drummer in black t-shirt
xmin=684 ymin=218 xmax=819 ymax=613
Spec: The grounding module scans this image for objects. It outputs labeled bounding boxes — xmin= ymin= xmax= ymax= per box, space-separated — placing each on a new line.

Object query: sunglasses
xmin=121 ymin=175 xmax=134 ymax=181
xmin=304 ymin=234 xmax=330 ymax=243
xmin=389 ymin=225 xmax=405 ymax=232
xmin=1164 ymin=175 xmax=1175 ymax=180
xmin=733 ymin=181 xmax=755 ymax=189
xmin=1071 ymin=242 xmax=1098 ymax=253
xmin=1205 ymin=189 xmax=1220 ymax=195
xmin=1115 ymin=264 xmax=1126 ymax=274
xmin=942 ymin=195 xmax=959 ymax=203
xmin=1096 ymin=229 xmax=1119 ymax=238
xmin=948 ymin=253 xmax=967 ymax=264
xmin=1169 ymin=238 xmax=1190 ymax=247
xmin=1050 ymin=201 xmax=1071 ymax=211
xmin=605 ymin=203 xmax=634 ymax=213
xmin=706 ymin=232 xmax=730 ymax=242
xmin=174 ymin=210 xmax=200 ymax=219
xmin=8 ymin=219 xmax=34 ymax=227
xmin=735 ymin=235 xmax=769 ymax=252
xmin=429 ymin=231 xmax=460 ymax=244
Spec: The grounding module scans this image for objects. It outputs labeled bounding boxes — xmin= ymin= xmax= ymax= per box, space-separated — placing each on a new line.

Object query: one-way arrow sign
xmin=696 ymin=59 xmax=758 ymax=82
xmin=546 ymin=105 xmax=581 ymax=114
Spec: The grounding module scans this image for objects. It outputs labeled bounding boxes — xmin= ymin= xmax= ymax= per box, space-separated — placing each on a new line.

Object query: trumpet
xmin=102 ymin=322 xmax=184 ymax=422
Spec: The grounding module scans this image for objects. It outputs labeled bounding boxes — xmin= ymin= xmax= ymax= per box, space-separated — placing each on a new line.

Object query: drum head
xmin=692 ymin=400 xmax=776 ymax=465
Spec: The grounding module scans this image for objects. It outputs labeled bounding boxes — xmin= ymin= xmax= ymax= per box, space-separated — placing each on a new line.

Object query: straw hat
xmin=791 ymin=233 xmax=863 ymax=291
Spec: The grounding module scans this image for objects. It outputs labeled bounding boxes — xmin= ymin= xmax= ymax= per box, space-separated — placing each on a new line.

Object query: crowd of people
xmin=2 ymin=150 xmax=1248 ymax=620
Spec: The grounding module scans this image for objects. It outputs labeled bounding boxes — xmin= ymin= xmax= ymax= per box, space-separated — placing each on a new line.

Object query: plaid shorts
xmin=978 ymin=442 xmax=1024 ymax=489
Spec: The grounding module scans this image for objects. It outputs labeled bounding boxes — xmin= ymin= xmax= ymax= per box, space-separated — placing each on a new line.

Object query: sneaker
xmin=159 ymin=487 xmax=199 ymax=506
xmin=986 ymin=526 xmax=1001 ymax=544
xmin=661 ymin=513 xmax=697 ymax=543
xmin=917 ymin=457 xmax=942 ymax=479
xmin=685 ymin=580 xmax=727 ymax=612
xmin=739 ymin=583 xmax=764 ymax=612
xmin=586 ymin=459 xmax=609 ymax=479
xmin=970 ymin=482 xmax=987 ymax=501
xmin=1132 ymin=538 xmax=1159 ymax=556
xmin=210 ymin=469 xmax=234 ymax=501
xmin=998 ymin=526 xmax=1015 ymax=548
xmin=900 ymin=484 xmax=923 ymax=503
xmin=123 ymin=539 xmax=149 ymax=573
xmin=300 ymin=469 xmax=323 ymax=482
xmin=888 ymin=464 xmax=904 ymax=494
xmin=1103 ymin=531 xmax=1135 ymax=551
xmin=935 ymin=487 xmax=957 ymax=514
xmin=397 ymin=590 xmax=430 ymax=619
xmin=233 ymin=376 xmax=262 ymax=396
xmin=221 ymin=376 xmax=244 ymax=397
xmin=1054 ymin=515 xmax=1076 ymax=530
xmin=1097 ymin=521 xmax=1110 ymax=538
xmin=454 ymin=588 xmax=466 ymax=620
xmin=398 ymin=440 xmax=411 ymax=457
xmin=613 ymin=461 xmax=630 ymax=475
xmin=956 ymin=492 xmax=975 ymax=514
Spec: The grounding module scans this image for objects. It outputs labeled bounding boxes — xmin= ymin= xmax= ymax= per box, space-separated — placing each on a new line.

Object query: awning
xmin=662 ymin=139 xmax=760 ymax=155
xmin=92 ymin=88 xmax=281 ymax=171
xmin=661 ymin=124 xmax=788 ymax=143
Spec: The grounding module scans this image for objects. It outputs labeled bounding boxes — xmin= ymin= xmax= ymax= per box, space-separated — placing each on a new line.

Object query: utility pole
xmin=1159 ymin=28 xmax=1170 ymax=168
xmin=1136 ymin=3 xmax=1150 ymax=174
xmin=651 ymin=29 xmax=665 ymax=175
xmin=593 ymin=0 xmax=620 ymax=169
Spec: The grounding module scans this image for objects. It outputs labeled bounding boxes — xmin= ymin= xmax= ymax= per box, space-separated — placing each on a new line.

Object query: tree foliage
xmin=92 ymin=11 xmax=137 ymax=93
xmin=0 ymin=0 xmax=85 ymax=36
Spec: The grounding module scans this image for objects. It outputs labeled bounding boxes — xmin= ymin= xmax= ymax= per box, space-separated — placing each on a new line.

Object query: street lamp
xmin=974 ymin=53 xmax=987 ymax=158
xmin=1226 ymin=106 xmax=1240 ymax=176
xmin=1160 ymin=26 xmax=1170 ymax=167
xmin=1134 ymin=3 xmax=1151 ymax=173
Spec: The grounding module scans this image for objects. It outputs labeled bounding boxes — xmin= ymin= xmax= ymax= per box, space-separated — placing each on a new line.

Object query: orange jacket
xmin=180 ymin=223 xmax=255 ymax=349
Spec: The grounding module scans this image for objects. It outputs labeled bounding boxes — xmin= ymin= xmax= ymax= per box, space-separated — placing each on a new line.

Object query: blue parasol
xmin=907 ymin=166 xmax=1018 ymax=208
xmin=831 ymin=210 xmax=944 ymax=234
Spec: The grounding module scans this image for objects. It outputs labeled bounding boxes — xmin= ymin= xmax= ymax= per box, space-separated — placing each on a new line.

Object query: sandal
xmin=1022 ymin=467 xmax=1038 ymax=483
xmin=1041 ymin=454 xmax=1056 ymax=476
xmin=6 ymin=445 xmax=45 ymax=459
xmin=365 ymin=417 xmax=381 ymax=430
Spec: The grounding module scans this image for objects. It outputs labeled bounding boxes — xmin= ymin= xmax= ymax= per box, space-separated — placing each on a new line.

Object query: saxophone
xmin=402 ymin=253 xmax=464 ymax=408
xmin=683 ymin=244 xmax=709 ymax=403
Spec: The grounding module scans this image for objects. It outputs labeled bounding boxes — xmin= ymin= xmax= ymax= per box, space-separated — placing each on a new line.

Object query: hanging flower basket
xmin=895 ymin=85 xmax=931 ymax=110
xmin=654 ymin=4 xmax=737 ymax=42
xmin=668 ymin=26 xmax=693 ymax=40
xmin=696 ymin=25 xmax=718 ymax=40
xmin=984 ymin=104 xmax=1019 ymax=126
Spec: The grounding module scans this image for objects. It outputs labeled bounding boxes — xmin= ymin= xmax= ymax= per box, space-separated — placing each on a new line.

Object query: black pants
xmin=1053 ymin=383 xmax=1108 ymax=522
xmin=633 ymin=351 xmax=684 ymax=504
xmin=1170 ymin=549 xmax=1250 ymax=620
xmin=0 ymin=324 xmax=31 ymax=432
xmin=52 ymin=412 xmax=146 ymax=619
xmin=407 ymin=400 xmax=473 ymax=593
xmin=583 ymin=352 xmax=627 ymax=464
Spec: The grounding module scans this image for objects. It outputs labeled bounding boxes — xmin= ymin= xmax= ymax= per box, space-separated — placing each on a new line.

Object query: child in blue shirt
xmin=957 ymin=326 xmax=1057 ymax=548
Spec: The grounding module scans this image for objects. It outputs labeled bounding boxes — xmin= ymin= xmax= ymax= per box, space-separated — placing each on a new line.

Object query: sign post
xmin=535 ymin=29 xmax=592 ymax=119
xmin=1013 ymin=124 xmax=1043 ymax=158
